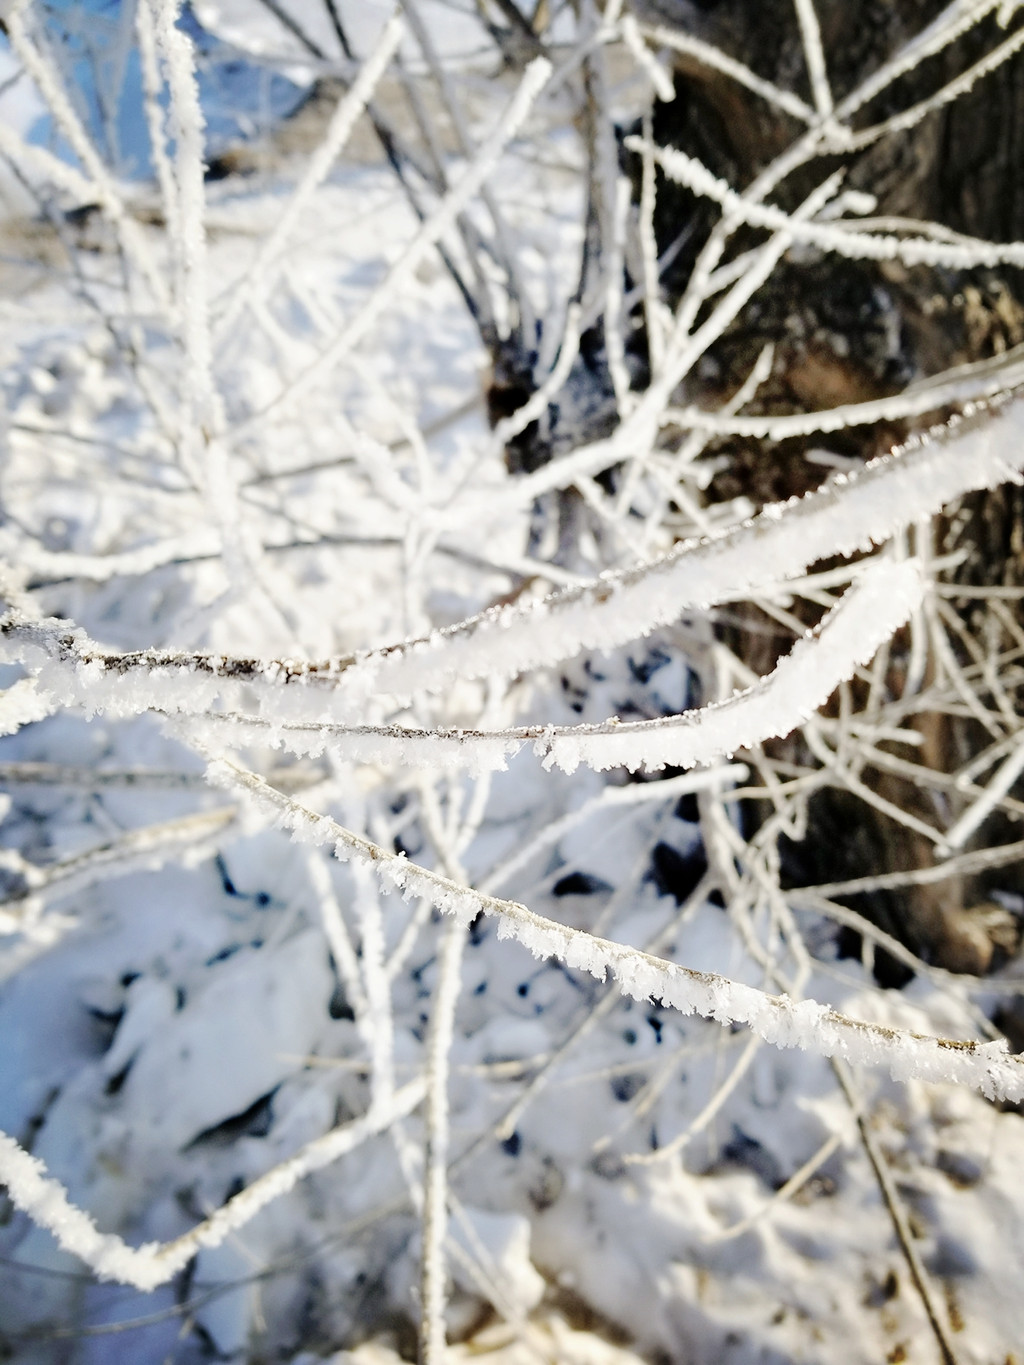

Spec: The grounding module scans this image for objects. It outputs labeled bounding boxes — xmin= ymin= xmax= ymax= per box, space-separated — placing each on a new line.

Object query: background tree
xmin=4 ymin=3 xmax=1024 ymax=1362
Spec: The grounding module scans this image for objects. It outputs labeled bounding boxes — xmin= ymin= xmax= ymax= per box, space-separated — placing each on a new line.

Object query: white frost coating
xmin=0 ymin=617 xmax=238 ymax=721
xmin=136 ymin=0 xmax=179 ymax=245
xmin=420 ymin=917 xmax=467 ymax=1362
xmin=0 ymin=1081 xmax=424 ymax=1290
xmin=792 ymin=0 xmax=834 ymax=123
xmin=216 ymin=13 xmax=405 ymax=339
xmin=0 ymin=677 xmax=55 ymax=735
xmin=150 ymin=0 xmax=209 ymax=372
xmin=637 ymin=22 xmax=816 ymax=123
xmin=534 ymin=559 xmax=923 ymax=772
xmin=180 ymin=712 xmax=521 ymax=775
xmin=6 ymin=402 xmax=1021 ymax=730
xmin=209 ymin=759 xmax=1024 ymax=1103
xmin=621 ymin=16 xmax=676 ymax=103
xmin=2 ymin=530 xmax=221 ymax=584
xmin=10 ymin=558 xmax=914 ymax=780
xmin=149 ymin=0 xmax=232 ymax=521
xmin=12 ymin=807 xmax=238 ymax=916
xmin=939 ymin=737 xmax=1024 ymax=854
xmin=664 ymin=349 xmax=1024 ymax=439
xmin=328 ymin=398 xmax=1024 ymax=709
xmin=639 ymin=139 xmax=1024 ymax=270
xmin=0 ymin=123 xmax=97 ymax=207
xmin=180 ymin=561 xmax=920 ymax=775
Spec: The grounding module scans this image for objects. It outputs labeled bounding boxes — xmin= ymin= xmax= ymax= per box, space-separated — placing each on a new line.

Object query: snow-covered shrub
xmin=2 ymin=2 xmax=1024 ymax=1361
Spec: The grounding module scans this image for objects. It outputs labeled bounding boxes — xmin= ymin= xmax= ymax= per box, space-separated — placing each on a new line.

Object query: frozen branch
xmin=207 ymin=760 xmax=1024 ymax=1103
xmin=636 ymin=138 xmax=1024 ymax=271
xmin=636 ymin=22 xmax=815 ymax=123
xmin=215 ymin=13 xmax=406 ymax=339
xmin=6 ymin=0 xmax=169 ymax=310
xmin=8 ymin=398 xmax=1024 ymax=728
xmin=229 ymin=54 xmax=553 ymax=435
xmin=0 ymin=1080 xmax=424 ymax=1291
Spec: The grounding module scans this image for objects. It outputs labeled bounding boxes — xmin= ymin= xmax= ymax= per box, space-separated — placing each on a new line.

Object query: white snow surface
xmin=1 ymin=5 xmax=1024 ymax=1364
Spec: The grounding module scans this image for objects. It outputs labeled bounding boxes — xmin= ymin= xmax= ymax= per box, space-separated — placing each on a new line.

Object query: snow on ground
xmin=1 ymin=5 xmax=1024 ymax=1364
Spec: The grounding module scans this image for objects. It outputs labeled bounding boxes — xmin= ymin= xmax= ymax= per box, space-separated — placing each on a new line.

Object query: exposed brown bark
xmin=635 ymin=0 xmax=1024 ymax=974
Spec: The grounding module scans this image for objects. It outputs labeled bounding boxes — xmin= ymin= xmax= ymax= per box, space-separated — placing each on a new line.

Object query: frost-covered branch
xmin=5 ymin=0 xmax=169 ymax=309
xmin=229 ymin=53 xmax=552 ymax=434
xmin=215 ymin=13 xmax=406 ymax=339
xmin=4 ymin=1 xmax=1024 ymax=1346
xmin=663 ymin=343 xmax=1024 ymax=438
xmin=419 ymin=916 xmax=466 ymax=1364
xmin=636 ymin=138 xmax=1024 ymax=271
xmin=635 ymin=22 xmax=815 ymax=123
xmin=0 ymin=1080 xmax=424 ymax=1291
xmin=0 ymin=559 xmax=921 ymax=776
xmin=208 ymin=759 xmax=1024 ymax=1103
xmin=8 ymin=399 xmax=1021 ymax=730
xmin=0 ymin=807 xmax=238 ymax=942
xmin=186 ymin=556 xmax=921 ymax=774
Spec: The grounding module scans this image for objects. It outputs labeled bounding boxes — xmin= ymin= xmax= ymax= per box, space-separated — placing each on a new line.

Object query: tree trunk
xmin=632 ymin=0 xmax=1024 ymax=974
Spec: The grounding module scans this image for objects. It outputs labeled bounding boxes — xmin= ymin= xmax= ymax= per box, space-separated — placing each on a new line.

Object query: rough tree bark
xmin=630 ymin=0 xmax=1024 ymax=975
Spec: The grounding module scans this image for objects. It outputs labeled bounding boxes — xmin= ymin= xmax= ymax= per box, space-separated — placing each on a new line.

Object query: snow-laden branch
xmin=0 ymin=560 xmax=919 ymax=774
xmin=634 ymin=138 xmax=1024 ymax=271
xmin=5 ymin=0 xmax=170 ymax=310
xmin=215 ymin=12 xmax=406 ymax=339
xmin=315 ymin=401 xmax=1022 ymax=711
xmin=171 ymin=557 xmax=921 ymax=775
xmin=0 ymin=1080 xmax=424 ymax=1291
xmin=207 ymin=760 xmax=1024 ymax=1104
xmin=5 ymin=400 xmax=1022 ymax=729
xmin=664 ymin=344 xmax=1024 ymax=439
xmin=229 ymin=53 xmax=552 ymax=435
